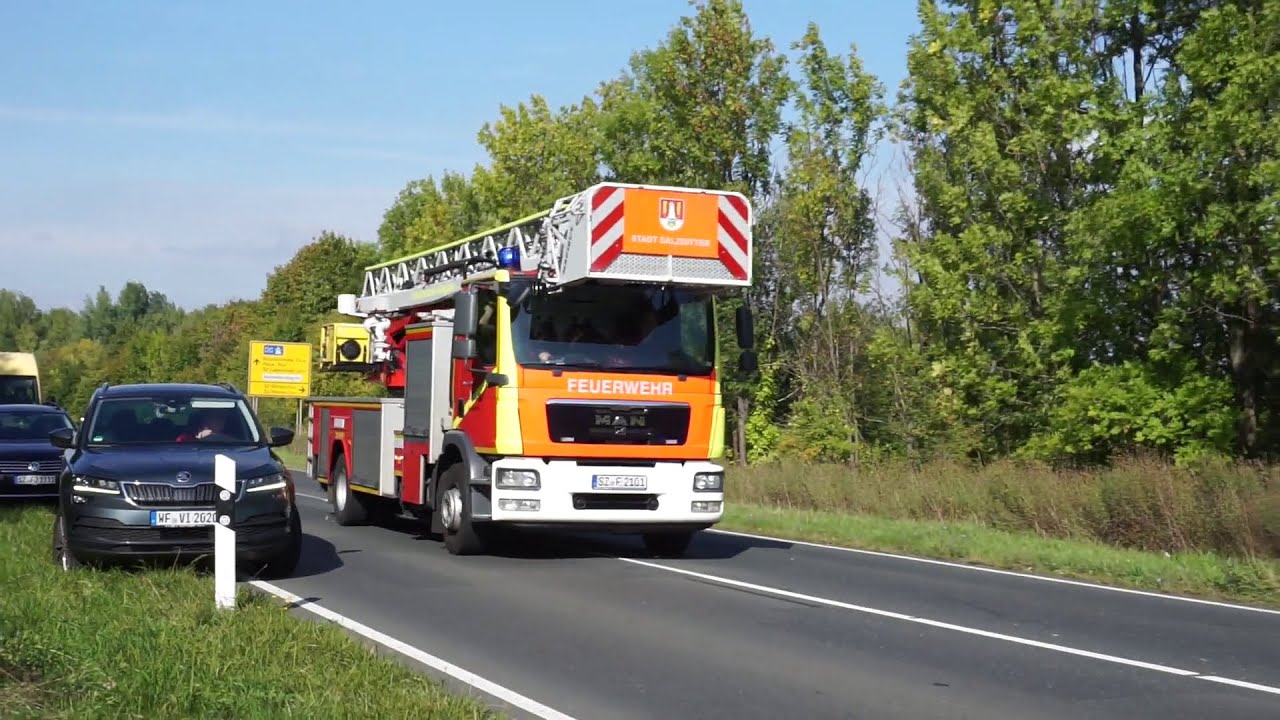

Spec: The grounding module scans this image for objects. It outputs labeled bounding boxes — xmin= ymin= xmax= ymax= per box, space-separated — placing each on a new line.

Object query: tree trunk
xmin=735 ymin=395 xmax=750 ymax=465
xmin=1229 ymin=297 xmax=1262 ymax=456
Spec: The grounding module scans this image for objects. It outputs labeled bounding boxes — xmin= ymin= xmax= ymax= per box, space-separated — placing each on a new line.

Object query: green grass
xmin=719 ymin=504 xmax=1280 ymax=607
xmin=0 ymin=504 xmax=502 ymax=720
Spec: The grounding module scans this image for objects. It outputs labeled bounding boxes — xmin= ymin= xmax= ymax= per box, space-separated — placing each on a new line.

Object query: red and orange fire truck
xmin=304 ymin=181 xmax=756 ymax=556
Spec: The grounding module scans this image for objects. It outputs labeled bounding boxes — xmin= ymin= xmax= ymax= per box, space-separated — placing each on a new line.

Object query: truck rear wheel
xmin=438 ymin=463 xmax=488 ymax=556
xmin=329 ymin=459 xmax=369 ymax=526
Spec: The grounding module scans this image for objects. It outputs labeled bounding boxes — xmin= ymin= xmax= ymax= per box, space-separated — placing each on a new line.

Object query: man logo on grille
xmin=175 ymin=471 xmax=192 ymax=484
xmin=659 ymin=197 xmax=685 ymax=231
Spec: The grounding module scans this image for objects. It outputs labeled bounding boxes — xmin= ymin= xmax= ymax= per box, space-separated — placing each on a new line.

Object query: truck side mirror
xmin=453 ymin=291 xmax=480 ymax=338
xmin=738 ymin=350 xmax=758 ymax=374
xmin=735 ymin=305 xmax=755 ymax=349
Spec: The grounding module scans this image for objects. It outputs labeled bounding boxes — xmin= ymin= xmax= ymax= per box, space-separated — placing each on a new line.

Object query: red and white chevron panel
xmin=716 ymin=194 xmax=750 ymax=281
xmin=587 ymin=185 xmax=751 ymax=282
xmin=589 ymin=185 xmax=626 ymax=272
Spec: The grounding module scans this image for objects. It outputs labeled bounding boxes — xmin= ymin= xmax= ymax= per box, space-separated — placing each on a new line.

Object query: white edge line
xmin=247 ymin=579 xmax=580 ymax=720
xmin=618 ymin=558 xmax=1280 ymax=697
xmin=292 ymin=463 xmax=1278 ymax=617
xmin=706 ymin=528 xmax=1280 ymax=616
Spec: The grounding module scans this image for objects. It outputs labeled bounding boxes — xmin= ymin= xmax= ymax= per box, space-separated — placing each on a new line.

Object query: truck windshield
xmin=0 ymin=376 xmax=38 ymax=404
xmin=510 ymin=284 xmax=715 ymax=376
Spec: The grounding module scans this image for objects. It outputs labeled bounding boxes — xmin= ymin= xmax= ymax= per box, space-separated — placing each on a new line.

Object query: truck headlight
xmin=72 ymin=476 xmax=120 ymax=495
xmin=243 ymin=473 xmax=287 ymax=493
xmin=495 ymin=468 xmax=540 ymax=490
xmin=693 ymin=472 xmax=723 ymax=492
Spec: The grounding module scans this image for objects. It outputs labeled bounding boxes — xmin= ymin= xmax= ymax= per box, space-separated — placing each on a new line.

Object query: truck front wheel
xmin=438 ymin=463 xmax=488 ymax=556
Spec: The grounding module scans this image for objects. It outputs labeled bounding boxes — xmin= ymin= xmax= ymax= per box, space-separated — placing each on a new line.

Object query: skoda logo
xmin=27 ymin=461 xmax=39 ymax=472
xmin=175 ymin=471 xmax=192 ymax=484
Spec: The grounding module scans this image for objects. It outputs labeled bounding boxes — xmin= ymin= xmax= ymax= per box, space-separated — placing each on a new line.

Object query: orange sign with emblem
xmin=621 ymin=188 xmax=720 ymax=259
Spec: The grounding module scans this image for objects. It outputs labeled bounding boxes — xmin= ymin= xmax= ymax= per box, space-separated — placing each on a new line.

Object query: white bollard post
xmin=214 ymin=453 xmax=236 ymax=610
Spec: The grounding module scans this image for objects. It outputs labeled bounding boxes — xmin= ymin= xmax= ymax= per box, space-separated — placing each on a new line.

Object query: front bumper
xmin=65 ymin=487 xmax=295 ymax=563
xmin=484 ymin=458 xmax=725 ymax=527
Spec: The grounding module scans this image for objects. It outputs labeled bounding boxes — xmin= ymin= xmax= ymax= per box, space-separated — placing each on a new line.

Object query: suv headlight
xmin=693 ymin=472 xmax=723 ymax=492
xmin=72 ymin=476 xmax=120 ymax=495
xmin=495 ymin=468 xmax=540 ymax=490
xmin=242 ymin=473 xmax=287 ymax=493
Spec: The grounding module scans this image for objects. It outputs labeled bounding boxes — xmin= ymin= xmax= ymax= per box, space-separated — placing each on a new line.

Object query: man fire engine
xmin=305 ymin=181 xmax=757 ymax=556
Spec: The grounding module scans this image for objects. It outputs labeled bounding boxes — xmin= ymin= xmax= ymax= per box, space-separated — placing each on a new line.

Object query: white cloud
xmin=0 ymin=104 xmax=435 ymax=145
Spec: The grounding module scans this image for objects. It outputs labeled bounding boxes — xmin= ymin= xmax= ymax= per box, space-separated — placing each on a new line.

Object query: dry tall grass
xmin=727 ymin=455 xmax=1280 ymax=559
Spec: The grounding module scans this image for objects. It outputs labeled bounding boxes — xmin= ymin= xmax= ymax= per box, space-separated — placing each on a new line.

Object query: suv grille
xmin=0 ymin=459 xmax=63 ymax=474
xmin=546 ymin=402 xmax=690 ymax=446
xmin=124 ymin=482 xmax=220 ymax=507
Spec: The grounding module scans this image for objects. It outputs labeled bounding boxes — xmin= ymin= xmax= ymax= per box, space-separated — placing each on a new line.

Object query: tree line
xmin=3 ymin=0 xmax=1276 ymax=468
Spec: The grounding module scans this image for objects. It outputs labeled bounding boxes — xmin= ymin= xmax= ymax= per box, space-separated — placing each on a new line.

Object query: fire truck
xmin=303 ymin=181 xmax=756 ymax=556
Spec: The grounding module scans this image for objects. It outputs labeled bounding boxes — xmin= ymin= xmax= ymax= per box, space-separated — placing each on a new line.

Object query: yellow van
xmin=0 ymin=352 xmax=41 ymax=404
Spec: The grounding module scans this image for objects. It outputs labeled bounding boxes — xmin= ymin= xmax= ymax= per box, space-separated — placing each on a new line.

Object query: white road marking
xmin=290 ymin=464 xmax=1278 ymax=616
xmin=248 ymin=580 xmax=581 ymax=720
xmin=707 ymin=527 xmax=1280 ymax=616
xmin=619 ymin=557 xmax=1280 ymax=698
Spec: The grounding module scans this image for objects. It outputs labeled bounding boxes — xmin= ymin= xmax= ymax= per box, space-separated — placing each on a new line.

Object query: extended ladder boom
xmin=350 ymin=182 xmax=753 ymax=318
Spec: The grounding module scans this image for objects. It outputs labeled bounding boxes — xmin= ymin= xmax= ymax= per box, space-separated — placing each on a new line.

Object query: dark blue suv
xmin=49 ymin=381 xmax=302 ymax=577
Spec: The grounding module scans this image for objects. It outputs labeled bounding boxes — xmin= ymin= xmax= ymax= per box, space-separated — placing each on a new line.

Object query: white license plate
xmin=592 ymin=474 xmax=647 ymax=491
xmin=13 ymin=474 xmax=56 ymax=485
xmin=150 ymin=510 xmax=217 ymax=527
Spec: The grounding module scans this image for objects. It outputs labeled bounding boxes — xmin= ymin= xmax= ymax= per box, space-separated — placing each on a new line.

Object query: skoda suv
xmin=49 ymin=381 xmax=302 ymax=577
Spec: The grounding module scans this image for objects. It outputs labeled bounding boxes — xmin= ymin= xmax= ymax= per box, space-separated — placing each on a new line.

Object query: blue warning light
xmin=497 ymin=246 xmax=521 ymax=269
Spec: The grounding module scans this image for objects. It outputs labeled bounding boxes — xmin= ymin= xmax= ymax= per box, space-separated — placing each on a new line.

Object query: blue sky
xmin=0 ymin=0 xmax=920 ymax=311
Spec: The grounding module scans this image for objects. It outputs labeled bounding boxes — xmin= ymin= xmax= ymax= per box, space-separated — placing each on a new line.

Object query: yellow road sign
xmin=247 ymin=340 xmax=312 ymax=398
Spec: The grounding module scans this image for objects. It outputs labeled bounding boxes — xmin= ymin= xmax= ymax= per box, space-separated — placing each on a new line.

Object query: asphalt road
xmin=260 ymin=475 xmax=1280 ymax=720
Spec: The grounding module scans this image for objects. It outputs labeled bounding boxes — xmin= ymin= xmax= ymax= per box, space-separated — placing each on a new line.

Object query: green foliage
xmin=3 ymin=0 xmax=1277 ymax=477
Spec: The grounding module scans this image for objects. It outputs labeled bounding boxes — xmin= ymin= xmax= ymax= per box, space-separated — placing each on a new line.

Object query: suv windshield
xmin=85 ymin=396 xmax=262 ymax=446
xmin=510 ymin=284 xmax=715 ymax=375
xmin=0 ymin=409 xmax=72 ymax=442
xmin=0 ymin=376 xmax=38 ymax=404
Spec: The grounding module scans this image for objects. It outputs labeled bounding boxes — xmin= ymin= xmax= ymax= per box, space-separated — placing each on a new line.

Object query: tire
xmin=437 ymin=462 xmax=488 ymax=556
xmin=51 ymin=508 xmax=82 ymax=571
xmin=642 ymin=531 xmax=696 ymax=558
xmin=329 ymin=457 xmax=368 ymax=526
xmin=255 ymin=508 xmax=302 ymax=579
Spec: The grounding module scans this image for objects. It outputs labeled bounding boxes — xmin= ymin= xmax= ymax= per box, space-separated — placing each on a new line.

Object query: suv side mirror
xmin=453 ymin=291 xmax=480 ymax=338
xmin=49 ymin=427 xmax=75 ymax=449
xmin=735 ymin=305 xmax=755 ymax=350
xmin=268 ymin=426 xmax=294 ymax=447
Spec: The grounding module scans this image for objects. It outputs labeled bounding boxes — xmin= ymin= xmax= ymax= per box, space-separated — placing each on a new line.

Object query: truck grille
xmin=0 ymin=459 xmax=64 ymax=474
xmin=123 ymin=482 xmax=220 ymax=507
xmin=546 ymin=402 xmax=690 ymax=446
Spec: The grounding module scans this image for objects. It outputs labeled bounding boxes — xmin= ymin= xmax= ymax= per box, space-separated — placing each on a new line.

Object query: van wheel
xmin=329 ymin=459 xmax=368 ymax=526
xmin=437 ymin=463 xmax=487 ymax=556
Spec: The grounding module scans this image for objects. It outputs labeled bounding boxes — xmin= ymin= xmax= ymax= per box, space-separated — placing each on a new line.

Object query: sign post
xmin=247 ymin=340 xmax=313 ymax=399
xmin=214 ymin=453 xmax=236 ymax=611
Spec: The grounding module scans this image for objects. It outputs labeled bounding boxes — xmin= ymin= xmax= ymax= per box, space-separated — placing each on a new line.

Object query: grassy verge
xmin=276 ymin=445 xmax=1279 ymax=606
xmin=719 ymin=504 xmax=1280 ymax=606
xmin=0 ymin=505 xmax=501 ymax=719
